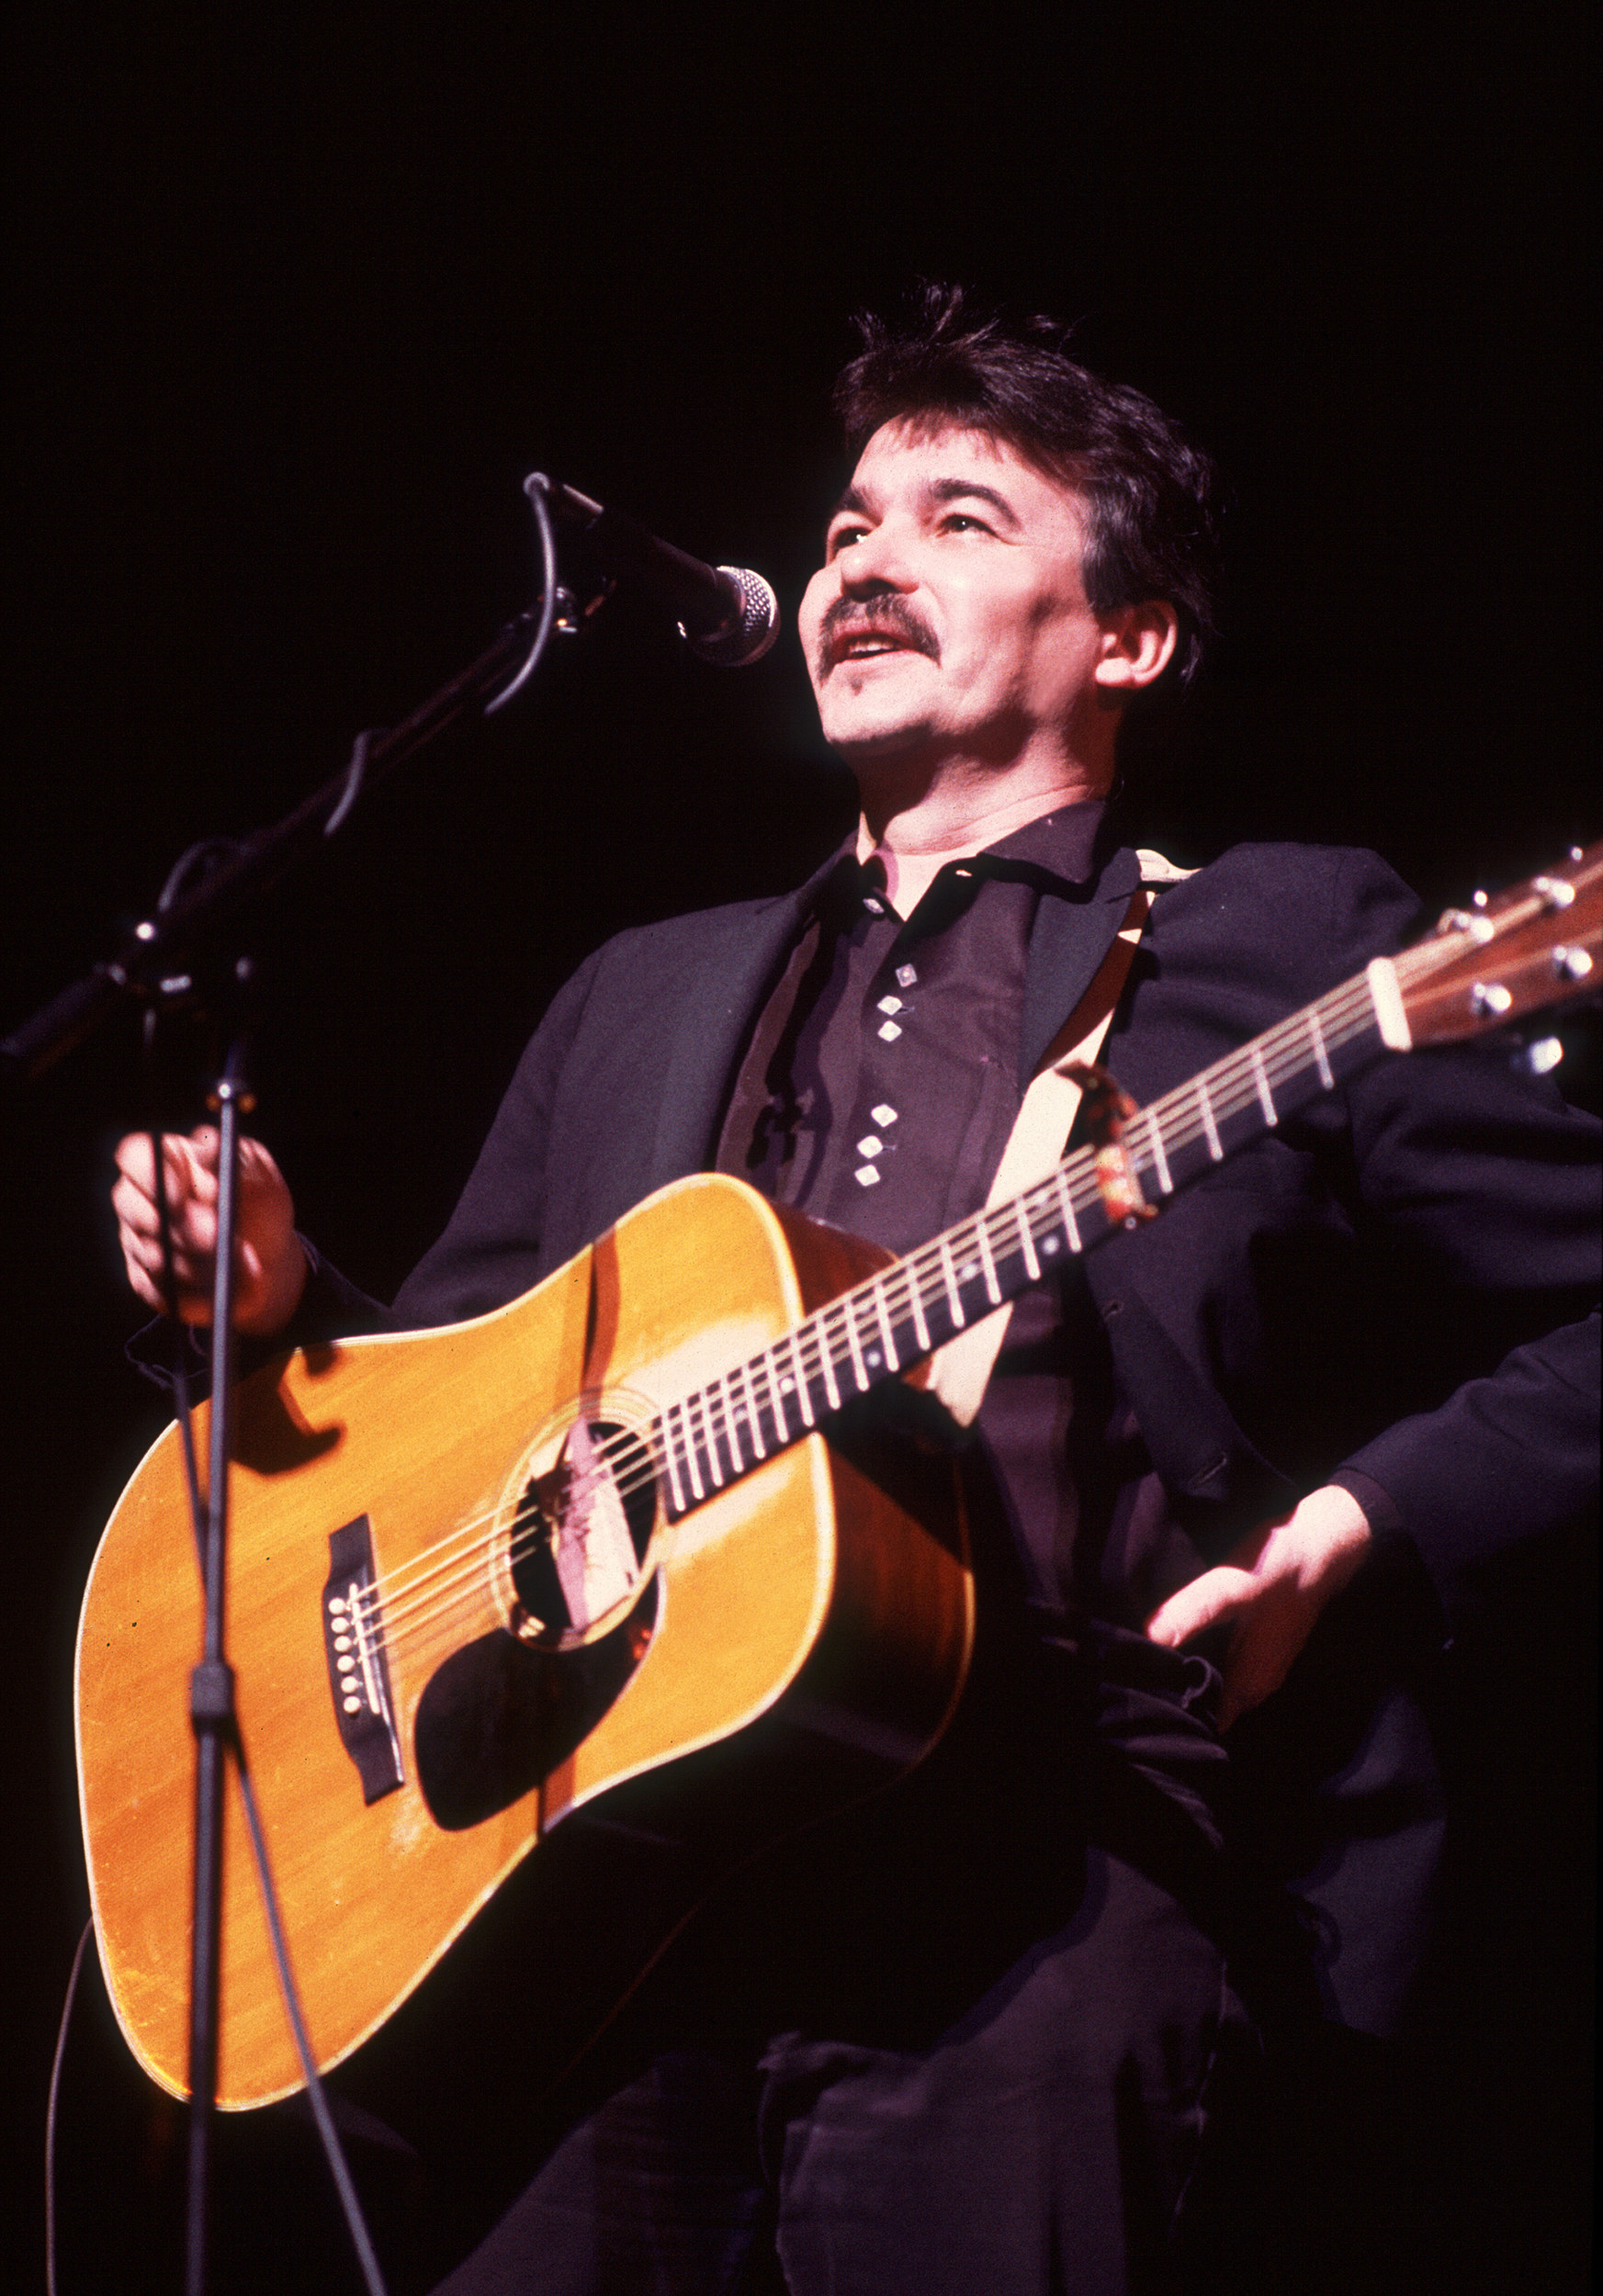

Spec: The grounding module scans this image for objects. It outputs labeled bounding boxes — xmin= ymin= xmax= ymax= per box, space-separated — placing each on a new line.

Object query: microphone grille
xmin=683 ymin=567 xmax=781 ymax=668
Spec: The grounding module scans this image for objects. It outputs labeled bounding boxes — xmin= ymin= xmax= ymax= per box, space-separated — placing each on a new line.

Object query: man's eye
xmin=941 ymin=513 xmax=989 ymax=535
xmin=830 ymin=525 xmax=867 ymax=555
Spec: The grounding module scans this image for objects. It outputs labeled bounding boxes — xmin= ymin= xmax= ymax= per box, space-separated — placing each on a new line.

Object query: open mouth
xmin=826 ymin=621 xmax=936 ymax=669
xmin=833 ymin=634 xmax=914 ymax=662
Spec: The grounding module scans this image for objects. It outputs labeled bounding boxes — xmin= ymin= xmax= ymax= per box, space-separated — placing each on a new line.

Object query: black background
xmin=3 ymin=6 xmax=1595 ymax=2289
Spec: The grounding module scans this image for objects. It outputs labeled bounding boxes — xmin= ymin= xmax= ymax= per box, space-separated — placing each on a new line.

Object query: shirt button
xmin=876 ymin=995 xmax=903 ymax=1015
xmin=870 ymin=1103 xmax=897 ymax=1126
xmin=856 ymin=1135 xmax=882 ymax=1157
xmin=853 ymin=1165 xmax=882 ymax=1187
xmin=876 ymin=1020 xmax=902 ymax=1042
xmin=895 ymin=963 xmax=918 ymax=987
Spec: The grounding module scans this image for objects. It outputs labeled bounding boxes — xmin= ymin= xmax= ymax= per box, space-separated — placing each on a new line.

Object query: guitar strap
xmin=924 ymin=851 xmax=1192 ymax=1429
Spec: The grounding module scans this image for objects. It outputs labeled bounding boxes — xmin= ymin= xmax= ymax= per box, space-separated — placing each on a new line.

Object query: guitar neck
xmin=649 ymin=951 xmax=1423 ymax=1518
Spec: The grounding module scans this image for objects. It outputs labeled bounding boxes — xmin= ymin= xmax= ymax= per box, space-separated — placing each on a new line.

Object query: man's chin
xmin=816 ymin=707 xmax=940 ymax=766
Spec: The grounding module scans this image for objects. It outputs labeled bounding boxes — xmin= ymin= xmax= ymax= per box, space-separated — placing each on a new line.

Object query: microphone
xmin=532 ymin=475 xmax=780 ymax=667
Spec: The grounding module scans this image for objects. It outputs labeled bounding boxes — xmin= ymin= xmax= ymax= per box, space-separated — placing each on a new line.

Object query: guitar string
xmin=357 ymin=972 xmax=1398 ymax=1653
xmin=359 ymin=938 xmax=1517 ymax=1671
xmin=354 ymin=969 xmax=1402 ymax=1659
xmin=344 ymin=897 xmax=1589 ymax=1660
xmin=360 ymin=901 xmax=1537 ymax=1656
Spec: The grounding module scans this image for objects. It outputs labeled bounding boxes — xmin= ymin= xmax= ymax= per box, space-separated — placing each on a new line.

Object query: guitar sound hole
xmin=509 ymin=1419 xmax=658 ymax=1643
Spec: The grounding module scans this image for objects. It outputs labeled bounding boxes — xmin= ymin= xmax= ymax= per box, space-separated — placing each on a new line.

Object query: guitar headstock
xmin=1399 ymin=842 xmax=1601 ymax=1048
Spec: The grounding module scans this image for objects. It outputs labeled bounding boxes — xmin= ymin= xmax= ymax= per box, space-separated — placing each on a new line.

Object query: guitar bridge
xmin=322 ymin=1515 xmax=404 ymax=1803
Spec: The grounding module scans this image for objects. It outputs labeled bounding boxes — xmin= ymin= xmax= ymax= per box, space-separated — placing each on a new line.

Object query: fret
xmin=1197 ymin=1076 xmax=1224 ymax=1161
xmin=691 ymin=1386 xmax=723 ymax=1489
xmin=1052 ymin=1167 xmax=1082 ymax=1253
xmin=1146 ymin=1112 xmax=1173 ymax=1195
xmin=679 ymin=1398 xmax=706 ymax=1503
xmin=705 ymin=1386 xmax=728 ymax=1487
xmin=975 ymin=1213 xmax=1001 ymax=1305
xmin=1249 ymin=1044 xmax=1278 ymax=1127
xmin=937 ymin=1234 xmax=965 ymax=1328
xmin=1013 ymin=1198 xmax=1041 ymax=1281
xmin=784 ymin=1331 xmax=816 ymax=1428
xmin=739 ymin=1359 xmax=766 ymax=1460
xmin=763 ymin=1349 xmax=792 ymax=1443
xmin=842 ymin=1294 xmax=870 ymax=1392
xmin=1307 ymin=1005 xmax=1335 ymax=1091
xmin=908 ymin=1264 xmax=931 ymax=1354
xmin=717 ymin=1373 xmax=744 ymax=1474
xmin=816 ymin=1317 xmax=842 ymax=1414
xmin=660 ymin=1408 xmax=687 ymax=1516
xmin=1035 ymin=1186 xmax=1066 ymax=1259
xmin=872 ymin=1276 xmax=900 ymax=1372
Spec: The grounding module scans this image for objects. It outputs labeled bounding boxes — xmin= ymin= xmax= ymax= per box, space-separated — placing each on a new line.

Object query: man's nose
xmin=837 ymin=524 xmax=916 ymax=595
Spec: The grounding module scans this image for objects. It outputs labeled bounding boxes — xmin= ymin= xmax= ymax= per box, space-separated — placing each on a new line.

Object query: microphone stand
xmin=9 ymin=478 xmax=561 ymax=2296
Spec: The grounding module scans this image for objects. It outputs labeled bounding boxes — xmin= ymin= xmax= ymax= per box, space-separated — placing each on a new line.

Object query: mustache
xmin=817 ymin=595 xmax=939 ymax=667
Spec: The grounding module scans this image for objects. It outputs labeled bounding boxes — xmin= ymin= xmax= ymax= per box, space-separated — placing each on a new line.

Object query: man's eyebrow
xmin=825 ymin=477 xmax=1023 ymax=527
xmin=923 ymin=477 xmax=1021 ymax=527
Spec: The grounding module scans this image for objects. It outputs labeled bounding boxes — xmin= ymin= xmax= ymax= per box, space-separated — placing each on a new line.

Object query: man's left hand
xmin=1145 ymin=1485 xmax=1373 ymax=1728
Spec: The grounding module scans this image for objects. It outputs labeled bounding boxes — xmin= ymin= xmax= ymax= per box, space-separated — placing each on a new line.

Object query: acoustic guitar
xmin=75 ymin=845 xmax=1600 ymax=2110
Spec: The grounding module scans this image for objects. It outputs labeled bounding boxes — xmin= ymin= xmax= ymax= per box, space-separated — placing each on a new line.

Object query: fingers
xmin=1144 ymin=1564 xmax=1259 ymax=1650
xmin=113 ymin=1129 xmax=220 ymax=1227
xmin=110 ymin=1127 xmax=289 ymax=1328
xmin=1145 ymin=1490 xmax=1375 ymax=1728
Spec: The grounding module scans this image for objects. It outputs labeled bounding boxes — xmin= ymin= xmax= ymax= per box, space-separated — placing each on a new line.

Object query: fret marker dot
xmin=871 ymin=1104 xmax=897 ymax=1126
xmin=877 ymin=1020 xmax=902 ymax=1042
xmin=1043 ymin=1235 xmax=1060 ymax=1255
xmin=866 ymin=1348 xmax=882 ymax=1368
xmin=854 ymin=1164 xmax=882 ymax=1187
xmin=343 ymin=1694 xmax=363 ymax=1715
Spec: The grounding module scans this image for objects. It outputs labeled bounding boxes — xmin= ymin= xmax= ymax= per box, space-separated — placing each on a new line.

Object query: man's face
xmin=798 ymin=421 xmax=1116 ymax=775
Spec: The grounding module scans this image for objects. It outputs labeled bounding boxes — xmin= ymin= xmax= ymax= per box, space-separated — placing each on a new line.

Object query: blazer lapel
xmin=646 ymin=853 xmax=842 ymax=1189
xmin=1019 ymin=843 xmax=1143 ymax=1084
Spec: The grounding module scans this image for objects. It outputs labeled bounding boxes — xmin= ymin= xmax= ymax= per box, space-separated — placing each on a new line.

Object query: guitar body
xmin=76 ymin=1174 xmax=973 ymax=2110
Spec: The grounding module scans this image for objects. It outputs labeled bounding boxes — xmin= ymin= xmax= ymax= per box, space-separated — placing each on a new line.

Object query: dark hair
xmin=833 ymin=283 xmax=1220 ymax=705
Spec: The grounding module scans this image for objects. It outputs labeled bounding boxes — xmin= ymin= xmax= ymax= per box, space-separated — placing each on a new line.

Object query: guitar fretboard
xmin=649 ymin=951 xmax=1418 ymax=1517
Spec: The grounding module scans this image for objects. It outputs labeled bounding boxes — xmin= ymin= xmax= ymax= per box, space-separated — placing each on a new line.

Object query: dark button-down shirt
xmin=715 ymin=803 xmax=1210 ymax=1647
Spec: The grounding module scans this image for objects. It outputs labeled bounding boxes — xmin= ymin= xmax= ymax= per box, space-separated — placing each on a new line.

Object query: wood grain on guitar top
xmin=75 ymin=1174 xmax=974 ymax=2110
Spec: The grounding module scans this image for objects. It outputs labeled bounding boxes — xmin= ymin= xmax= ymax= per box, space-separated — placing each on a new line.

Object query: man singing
xmin=112 ymin=287 xmax=1599 ymax=2293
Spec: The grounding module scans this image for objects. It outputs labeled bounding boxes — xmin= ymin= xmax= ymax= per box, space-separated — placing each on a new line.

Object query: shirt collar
xmin=820 ymin=796 xmax=1109 ymax=921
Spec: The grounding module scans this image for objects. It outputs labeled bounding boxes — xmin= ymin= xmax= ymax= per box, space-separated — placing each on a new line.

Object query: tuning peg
xmin=1514 ymin=1036 xmax=1565 ymax=1076
xmin=1551 ymin=945 xmax=1595 ymax=982
xmin=1531 ymin=875 xmax=1577 ymax=910
xmin=1470 ymin=982 xmax=1514 ymax=1019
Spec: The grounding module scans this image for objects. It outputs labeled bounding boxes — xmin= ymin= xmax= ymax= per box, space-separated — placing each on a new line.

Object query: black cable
xmin=482 ymin=473 xmax=559 ymax=714
xmin=44 ymin=1919 xmax=94 ymax=2296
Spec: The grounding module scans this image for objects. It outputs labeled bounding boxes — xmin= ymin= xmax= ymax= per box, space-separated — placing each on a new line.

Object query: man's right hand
xmin=112 ymin=1127 xmax=309 ymax=1338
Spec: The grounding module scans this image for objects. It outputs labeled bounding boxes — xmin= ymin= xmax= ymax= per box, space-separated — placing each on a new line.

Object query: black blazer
xmin=377 ymin=838 xmax=1599 ymax=1625
xmin=271 ymin=835 xmax=1601 ymax=2032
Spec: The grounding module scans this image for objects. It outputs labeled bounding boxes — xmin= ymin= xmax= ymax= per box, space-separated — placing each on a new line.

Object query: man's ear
xmin=1094 ymin=602 xmax=1179 ymax=695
